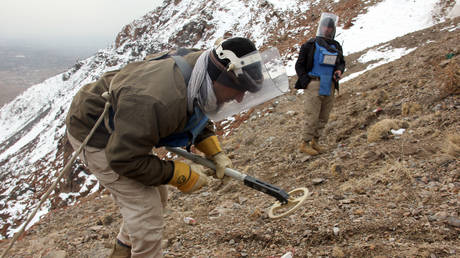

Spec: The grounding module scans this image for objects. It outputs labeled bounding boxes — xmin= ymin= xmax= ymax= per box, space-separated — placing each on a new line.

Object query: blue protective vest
xmin=308 ymin=42 xmax=338 ymax=96
xmin=157 ymin=106 xmax=209 ymax=148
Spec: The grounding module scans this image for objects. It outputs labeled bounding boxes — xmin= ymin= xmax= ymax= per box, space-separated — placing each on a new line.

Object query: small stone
xmin=249 ymin=208 xmax=262 ymax=220
xmin=300 ymin=156 xmax=311 ymax=162
xmin=388 ymin=203 xmax=397 ymax=209
xmin=439 ymin=59 xmax=450 ymax=67
xmin=172 ymin=241 xmax=181 ymax=250
xmin=286 ymin=110 xmax=297 ymax=116
xmin=238 ymin=196 xmax=248 ymax=204
xmin=333 ymin=226 xmax=340 ymax=236
xmin=162 ymin=239 xmax=169 ymax=249
xmin=333 ymin=195 xmax=344 ymax=200
xmin=446 ymin=217 xmax=460 ymax=227
xmin=183 ymin=217 xmax=197 ymax=225
xmin=312 ymin=178 xmax=325 ymax=185
xmin=232 ymin=203 xmax=242 ymax=209
xmin=433 ymin=104 xmax=442 ymax=111
xmin=303 ymin=230 xmax=312 ymax=236
xmin=340 ymin=199 xmax=354 ymax=204
xmin=281 ymin=251 xmax=294 ymax=258
xmin=201 ymin=191 xmax=210 ymax=197
xmin=101 ymin=215 xmax=114 ymax=225
xmin=354 ymin=209 xmax=364 ymax=215
xmin=42 ymin=250 xmax=67 ymax=258
xmin=434 ymin=211 xmax=448 ymax=221
xmin=209 ymin=207 xmax=221 ymax=217
xmin=89 ymin=225 xmax=103 ymax=231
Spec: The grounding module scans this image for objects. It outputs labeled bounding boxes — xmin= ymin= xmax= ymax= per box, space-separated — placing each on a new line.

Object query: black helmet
xmin=207 ymin=37 xmax=263 ymax=93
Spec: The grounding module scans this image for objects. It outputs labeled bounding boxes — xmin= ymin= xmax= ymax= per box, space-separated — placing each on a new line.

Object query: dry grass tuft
xmin=308 ymin=159 xmax=327 ymax=171
xmin=440 ymin=61 xmax=460 ymax=97
xmin=445 ymin=133 xmax=460 ymax=158
xmin=340 ymin=160 xmax=413 ymax=194
xmin=367 ymin=119 xmax=402 ymax=143
xmin=330 ymin=163 xmax=343 ymax=177
xmin=401 ymin=102 xmax=422 ymax=116
xmin=332 ymin=246 xmax=346 ymax=258
xmin=370 ymin=89 xmax=389 ymax=105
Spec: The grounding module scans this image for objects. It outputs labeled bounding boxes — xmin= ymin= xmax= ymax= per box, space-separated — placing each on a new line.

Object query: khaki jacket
xmin=66 ymin=51 xmax=214 ymax=186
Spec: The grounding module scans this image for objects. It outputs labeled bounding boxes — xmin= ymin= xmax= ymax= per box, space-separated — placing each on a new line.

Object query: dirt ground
xmin=1 ymin=17 xmax=459 ymax=258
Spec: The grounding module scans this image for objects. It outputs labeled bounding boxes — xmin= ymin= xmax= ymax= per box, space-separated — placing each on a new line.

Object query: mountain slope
xmin=0 ymin=0 xmax=457 ymax=247
xmin=1 ymin=16 xmax=459 ymax=257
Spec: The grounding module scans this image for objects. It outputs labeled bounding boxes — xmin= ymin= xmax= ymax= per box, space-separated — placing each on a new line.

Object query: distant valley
xmin=0 ymin=44 xmax=88 ymax=107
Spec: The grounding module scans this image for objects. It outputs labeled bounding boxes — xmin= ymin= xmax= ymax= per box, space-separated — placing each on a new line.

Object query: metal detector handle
xmin=165 ymin=147 xmax=289 ymax=204
xmin=165 ymin=147 xmax=246 ymax=181
xmin=243 ymin=176 xmax=289 ymax=204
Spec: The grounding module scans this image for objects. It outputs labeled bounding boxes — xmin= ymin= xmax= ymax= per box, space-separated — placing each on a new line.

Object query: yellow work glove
xmin=196 ymin=136 xmax=232 ymax=179
xmin=169 ymin=161 xmax=208 ymax=193
xmin=196 ymin=135 xmax=222 ymax=156
xmin=211 ymin=152 xmax=232 ymax=179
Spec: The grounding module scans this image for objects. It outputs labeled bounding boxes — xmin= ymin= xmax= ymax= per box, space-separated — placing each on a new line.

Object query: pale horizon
xmin=0 ymin=0 xmax=163 ymax=55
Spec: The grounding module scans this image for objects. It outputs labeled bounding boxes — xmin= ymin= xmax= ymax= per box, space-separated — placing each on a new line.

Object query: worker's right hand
xmin=211 ymin=152 xmax=232 ymax=179
xmin=168 ymin=161 xmax=208 ymax=193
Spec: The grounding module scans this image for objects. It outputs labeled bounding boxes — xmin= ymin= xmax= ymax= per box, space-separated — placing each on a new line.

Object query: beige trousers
xmin=67 ymin=133 xmax=167 ymax=258
xmin=302 ymin=80 xmax=335 ymax=142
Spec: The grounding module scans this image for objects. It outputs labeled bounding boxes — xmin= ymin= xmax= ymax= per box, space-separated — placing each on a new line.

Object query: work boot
xmin=109 ymin=239 xmax=131 ymax=258
xmin=311 ymin=138 xmax=326 ymax=153
xmin=299 ymin=141 xmax=319 ymax=156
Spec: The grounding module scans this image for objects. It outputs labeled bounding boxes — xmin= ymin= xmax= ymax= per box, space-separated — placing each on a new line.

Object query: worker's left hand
xmin=211 ymin=152 xmax=232 ymax=179
xmin=333 ymin=70 xmax=342 ymax=81
xmin=169 ymin=161 xmax=209 ymax=193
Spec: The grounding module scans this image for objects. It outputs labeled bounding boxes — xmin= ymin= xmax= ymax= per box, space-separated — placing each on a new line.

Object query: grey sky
xmin=0 ymin=0 xmax=163 ymax=54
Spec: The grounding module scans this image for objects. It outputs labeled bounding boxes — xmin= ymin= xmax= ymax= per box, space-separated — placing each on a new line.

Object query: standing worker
xmin=294 ymin=13 xmax=346 ymax=156
xmin=65 ymin=37 xmax=284 ymax=257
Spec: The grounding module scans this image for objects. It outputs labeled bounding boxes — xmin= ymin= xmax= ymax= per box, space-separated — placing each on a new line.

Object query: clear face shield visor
xmin=316 ymin=13 xmax=339 ymax=39
xmin=211 ymin=46 xmax=264 ymax=93
xmin=207 ymin=46 xmax=289 ymax=121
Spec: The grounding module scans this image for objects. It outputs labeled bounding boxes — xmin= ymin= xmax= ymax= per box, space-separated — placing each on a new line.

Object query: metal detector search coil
xmin=165 ymin=147 xmax=309 ymax=219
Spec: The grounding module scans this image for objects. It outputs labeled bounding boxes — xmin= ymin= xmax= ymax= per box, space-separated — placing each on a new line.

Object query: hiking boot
xmin=109 ymin=239 xmax=131 ymax=258
xmin=311 ymin=139 xmax=326 ymax=153
xmin=299 ymin=141 xmax=319 ymax=156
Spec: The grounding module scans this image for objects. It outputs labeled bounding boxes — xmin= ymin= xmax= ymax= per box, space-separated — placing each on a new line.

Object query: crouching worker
xmin=65 ymin=37 xmax=273 ymax=257
xmin=295 ymin=13 xmax=346 ymax=155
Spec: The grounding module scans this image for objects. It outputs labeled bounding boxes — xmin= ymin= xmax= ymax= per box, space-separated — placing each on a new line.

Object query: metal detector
xmin=165 ymin=147 xmax=309 ymax=219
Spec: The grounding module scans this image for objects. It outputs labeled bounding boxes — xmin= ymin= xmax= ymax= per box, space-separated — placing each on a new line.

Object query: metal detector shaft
xmin=165 ymin=147 xmax=289 ymax=204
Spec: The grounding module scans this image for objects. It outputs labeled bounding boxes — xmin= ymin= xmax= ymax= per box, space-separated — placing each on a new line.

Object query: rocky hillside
xmin=1 ymin=15 xmax=459 ymax=257
xmin=6 ymin=0 xmax=450 ymax=239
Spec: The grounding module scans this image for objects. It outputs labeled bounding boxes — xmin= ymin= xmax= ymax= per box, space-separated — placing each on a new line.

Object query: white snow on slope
xmin=341 ymin=45 xmax=417 ymax=83
xmin=336 ymin=0 xmax=441 ymax=55
xmin=0 ymin=0 xmax=457 ymax=238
